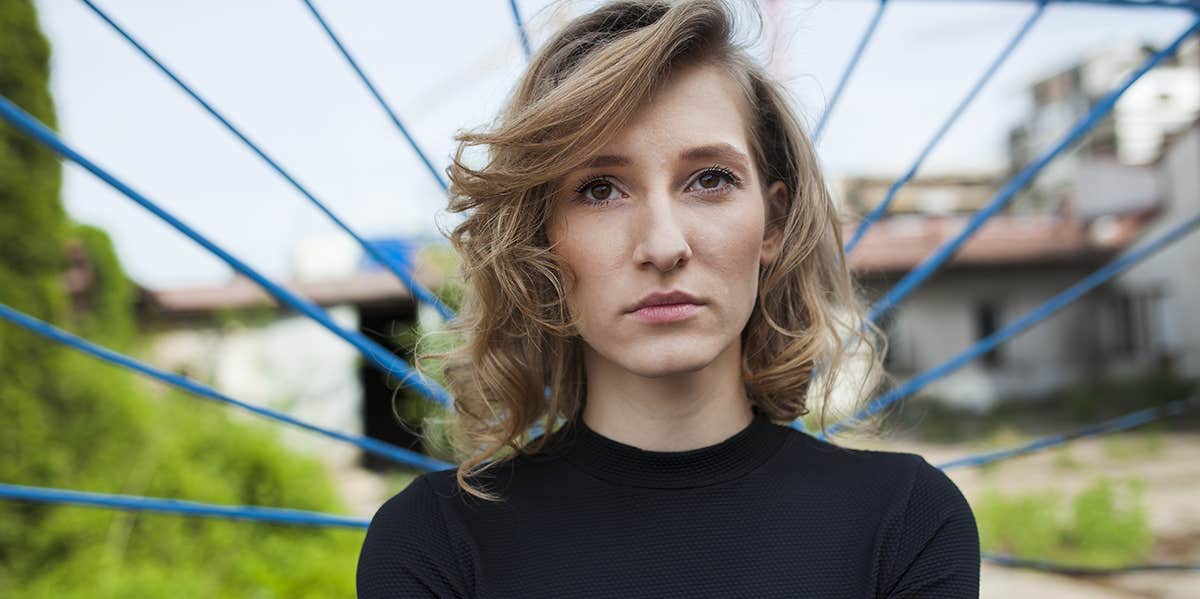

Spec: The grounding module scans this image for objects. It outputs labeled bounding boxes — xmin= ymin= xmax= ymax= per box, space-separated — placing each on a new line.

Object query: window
xmin=975 ymin=302 xmax=1003 ymax=367
xmin=1110 ymin=288 xmax=1165 ymax=358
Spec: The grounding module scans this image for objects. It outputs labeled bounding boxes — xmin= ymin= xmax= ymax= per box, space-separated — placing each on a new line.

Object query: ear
xmin=760 ymin=180 xmax=788 ymax=268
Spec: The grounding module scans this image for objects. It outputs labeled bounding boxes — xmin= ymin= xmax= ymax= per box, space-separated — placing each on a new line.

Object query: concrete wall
xmin=149 ymin=304 xmax=363 ymax=468
xmin=1114 ymin=125 xmax=1200 ymax=378
xmin=872 ymin=266 xmax=1103 ymax=412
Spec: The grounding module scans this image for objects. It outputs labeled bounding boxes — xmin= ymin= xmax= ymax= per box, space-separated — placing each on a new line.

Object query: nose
xmin=632 ymin=188 xmax=692 ymax=272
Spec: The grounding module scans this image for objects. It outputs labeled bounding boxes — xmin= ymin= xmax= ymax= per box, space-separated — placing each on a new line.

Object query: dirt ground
xmin=873 ymin=432 xmax=1200 ymax=598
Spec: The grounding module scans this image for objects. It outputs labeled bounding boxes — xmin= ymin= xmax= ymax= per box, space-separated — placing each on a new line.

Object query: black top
xmin=357 ymin=408 xmax=980 ymax=598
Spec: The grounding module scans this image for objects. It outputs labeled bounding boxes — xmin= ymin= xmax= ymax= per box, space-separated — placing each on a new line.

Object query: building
xmin=131 ymin=234 xmax=451 ymax=471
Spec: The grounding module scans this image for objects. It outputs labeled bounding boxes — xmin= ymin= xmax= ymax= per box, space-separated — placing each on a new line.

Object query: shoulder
xmin=831 ymin=445 xmax=980 ymax=597
xmin=787 ymin=431 xmax=974 ymax=535
xmin=779 ymin=432 xmax=979 ymax=596
xmin=881 ymin=456 xmax=980 ymax=597
xmin=357 ymin=469 xmax=473 ymax=599
xmin=780 ymin=430 xmax=938 ymax=498
xmin=364 ymin=469 xmax=455 ymax=533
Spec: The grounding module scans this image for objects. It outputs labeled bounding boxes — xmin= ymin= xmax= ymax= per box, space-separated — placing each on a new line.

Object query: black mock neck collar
xmin=553 ymin=406 xmax=789 ymax=489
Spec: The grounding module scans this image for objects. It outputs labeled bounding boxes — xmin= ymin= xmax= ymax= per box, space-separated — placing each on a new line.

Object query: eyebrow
xmin=678 ymin=143 xmax=751 ymax=171
xmin=578 ymin=143 xmax=752 ymax=171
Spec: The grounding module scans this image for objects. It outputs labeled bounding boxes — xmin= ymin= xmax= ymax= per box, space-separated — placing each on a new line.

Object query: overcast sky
xmin=28 ymin=0 xmax=1196 ymax=290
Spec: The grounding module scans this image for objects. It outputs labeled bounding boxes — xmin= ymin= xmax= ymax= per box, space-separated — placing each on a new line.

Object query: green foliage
xmin=1051 ymin=445 xmax=1082 ymax=470
xmin=1 ymin=3 xmax=361 ymax=595
xmin=68 ymin=224 xmax=138 ymax=350
xmin=212 ymin=302 xmax=280 ymax=331
xmin=1 ymin=0 xmax=69 ymax=433
xmin=976 ymin=477 xmax=1153 ymax=568
xmin=1102 ymin=427 xmax=1166 ymax=461
xmin=1 ymin=352 xmax=362 ymax=598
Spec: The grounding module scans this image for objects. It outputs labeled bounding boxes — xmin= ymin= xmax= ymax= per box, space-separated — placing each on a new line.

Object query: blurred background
xmin=2 ymin=0 xmax=1198 ymax=596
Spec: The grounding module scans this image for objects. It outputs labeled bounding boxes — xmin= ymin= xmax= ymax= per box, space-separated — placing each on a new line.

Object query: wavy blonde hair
xmin=418 ymin=0 xmax=887 ymax=501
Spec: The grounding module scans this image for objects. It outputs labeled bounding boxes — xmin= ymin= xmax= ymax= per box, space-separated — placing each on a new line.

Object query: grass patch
xmin=1102 ymin=427 xmax=1166 ymax=461
xmin=1052 ymin=445 xmax=1082 ymax=471
xmin=976 ymin=477 xmax=1153 ymax=568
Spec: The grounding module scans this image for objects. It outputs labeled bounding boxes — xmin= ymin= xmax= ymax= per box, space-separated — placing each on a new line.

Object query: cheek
xmin=548 ymin=218 xmax=619 ymax=304
xmin=704 ymin=203 xmax=766 ymax=274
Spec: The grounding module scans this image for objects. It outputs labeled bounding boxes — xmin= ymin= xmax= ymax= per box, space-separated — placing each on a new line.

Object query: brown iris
xmin=697 ymin=172 xmax=721 ymax=189
xmin=588 ymin=181 xmax=613 ymax=201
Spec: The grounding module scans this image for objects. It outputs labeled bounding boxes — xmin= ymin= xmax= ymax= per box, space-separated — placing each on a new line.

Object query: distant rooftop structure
xmin=1008 ymin=36 xmax=1199 ymax=172
xmin=134 ymin=236 xmax=450 ymax=322
xmin=845 ymin=205 xmax=1157 ymax=276
xmin=839 ymin=173 xmax=1002 ymax=218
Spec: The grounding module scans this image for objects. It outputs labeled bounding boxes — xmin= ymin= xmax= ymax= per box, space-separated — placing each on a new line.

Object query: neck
xmin=579 ymin=335 xmax=753 ymax=452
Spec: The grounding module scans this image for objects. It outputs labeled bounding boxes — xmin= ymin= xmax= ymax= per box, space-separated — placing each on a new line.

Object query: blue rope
xmin=508 ymin=0 xmax=533 ymax=59
xmin=982 ymin=552 xmax=1200 ymax=574
xmin=867 ymin=16 xmax=1200 ymax=324
xmin=938 ymin=395 xmax=1198 ymax=470
xmin=0 ymin=303 xmax=453 ymax=472
xmin=0 ymin=94 xmax=454 ymax=410
xmin=977 ymin=0 xmax=1200 ymax=10
xmin=78 ymin=0 xmax=455 ymax=323
xmin=814 ymin=0 xmax=889 ymax=143
xmin=5 ymin=482 xmax=1199 ymax=573
xmin=297 ymin=0 xmax=450 ymax=193
xmin=822 ymin=211 xmax=1200 ymax=439
xmin=844 ymin=2 xmax=1046 ymax=255
xmin=0 ymin=483 xmax=370 ymax=529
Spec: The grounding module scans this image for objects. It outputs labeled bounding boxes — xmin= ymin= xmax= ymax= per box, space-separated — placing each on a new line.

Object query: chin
xmin=619 ymin=345 xmax=722 ymax=378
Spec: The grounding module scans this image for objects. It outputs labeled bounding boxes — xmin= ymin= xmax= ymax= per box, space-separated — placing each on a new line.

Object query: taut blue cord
xmin=0 ymin=94 xmax=453 ymax=410
xmin=938 ymin=395 xmax=1197 ymax=470
xmin=0 ymin=303 xmax=453 ymax=472
xmin=508 ymin=0 xmax=533 ymax=59
xmin=971 ymin=0 xmax=1200 ymax=10
xmin=814 ymin=0 xmax=889 ymax=143
xmin=78 ymin=0 xmax=455 ymax=323
xmin=982 ymin=552 xmax=1200 ymax=573
xmin=822 ymin=211 xmax=1200 ymax=439
xmin=0 ymin=483 xmax=370 ymax=529
xmin=867 ymin=16 xmax=1200 ymax=324
xmin=298 ymin=0 xmax=450 ymax=193
xmin=844 ymin=2 xmax=1046 ymax=255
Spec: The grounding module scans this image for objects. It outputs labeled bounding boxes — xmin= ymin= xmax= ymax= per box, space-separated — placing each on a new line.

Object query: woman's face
xmin=547 ymin=61 xmax=786 ymax=380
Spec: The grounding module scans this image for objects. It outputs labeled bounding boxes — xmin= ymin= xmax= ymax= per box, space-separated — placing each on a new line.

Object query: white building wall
xmin=1114 ymin=125 xmax=1200 ymax=378
xmin=883 ymin=268 xmax=1100 ymax=412
xmin=150 ymin=304 xmax=364 ymax=469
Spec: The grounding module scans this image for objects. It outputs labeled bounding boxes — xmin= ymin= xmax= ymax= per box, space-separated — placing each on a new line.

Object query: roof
xmin=844 ymin=208 xmax=1156 ymax=275
xmin=138 ymin=256 xmax=447 ymax=319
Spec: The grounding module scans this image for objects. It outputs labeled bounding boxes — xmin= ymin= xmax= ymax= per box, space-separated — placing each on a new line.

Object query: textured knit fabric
xmin=357 ymin=408 xmax=980 ymax=598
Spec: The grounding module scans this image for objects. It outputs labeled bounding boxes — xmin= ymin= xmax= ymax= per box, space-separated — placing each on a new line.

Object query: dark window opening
xmin=975 ymin=302 xmax=1002 ymax=367
xmin=359 ymin=305 xmax=424 ymax=471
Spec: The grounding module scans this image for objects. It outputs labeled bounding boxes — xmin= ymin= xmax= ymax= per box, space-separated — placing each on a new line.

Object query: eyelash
xmin=572 ymin=165 xmax=743 ymax=205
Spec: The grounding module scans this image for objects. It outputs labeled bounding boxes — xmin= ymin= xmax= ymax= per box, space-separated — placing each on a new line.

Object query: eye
xmin=687 ymin=166 xmax=741 ymax=194
xmin=574 ymin=176 xmax=624 ymax=205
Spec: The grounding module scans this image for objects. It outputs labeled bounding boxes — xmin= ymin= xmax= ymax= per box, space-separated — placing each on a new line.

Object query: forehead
xmin=596 ymin=62 xmax=753 ymax=160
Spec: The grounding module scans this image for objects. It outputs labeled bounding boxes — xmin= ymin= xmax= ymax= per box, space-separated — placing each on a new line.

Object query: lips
xmin=628 ymin=290 xmax=704 ymax=313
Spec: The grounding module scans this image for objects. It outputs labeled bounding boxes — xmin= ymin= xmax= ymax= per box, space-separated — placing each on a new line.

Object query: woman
xmin=357 ymin=1 xmax=980 ymax=597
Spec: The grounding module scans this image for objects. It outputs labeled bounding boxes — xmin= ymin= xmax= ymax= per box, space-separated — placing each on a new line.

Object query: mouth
xmin=627 ymin=302 xmax=703 ymax=324
xmin=627 ymin=290 xmax=704 ymax=313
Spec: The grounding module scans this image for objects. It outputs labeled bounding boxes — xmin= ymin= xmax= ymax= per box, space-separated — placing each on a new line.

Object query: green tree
xmin=1 ymin=2 xmax=361 ymax=595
